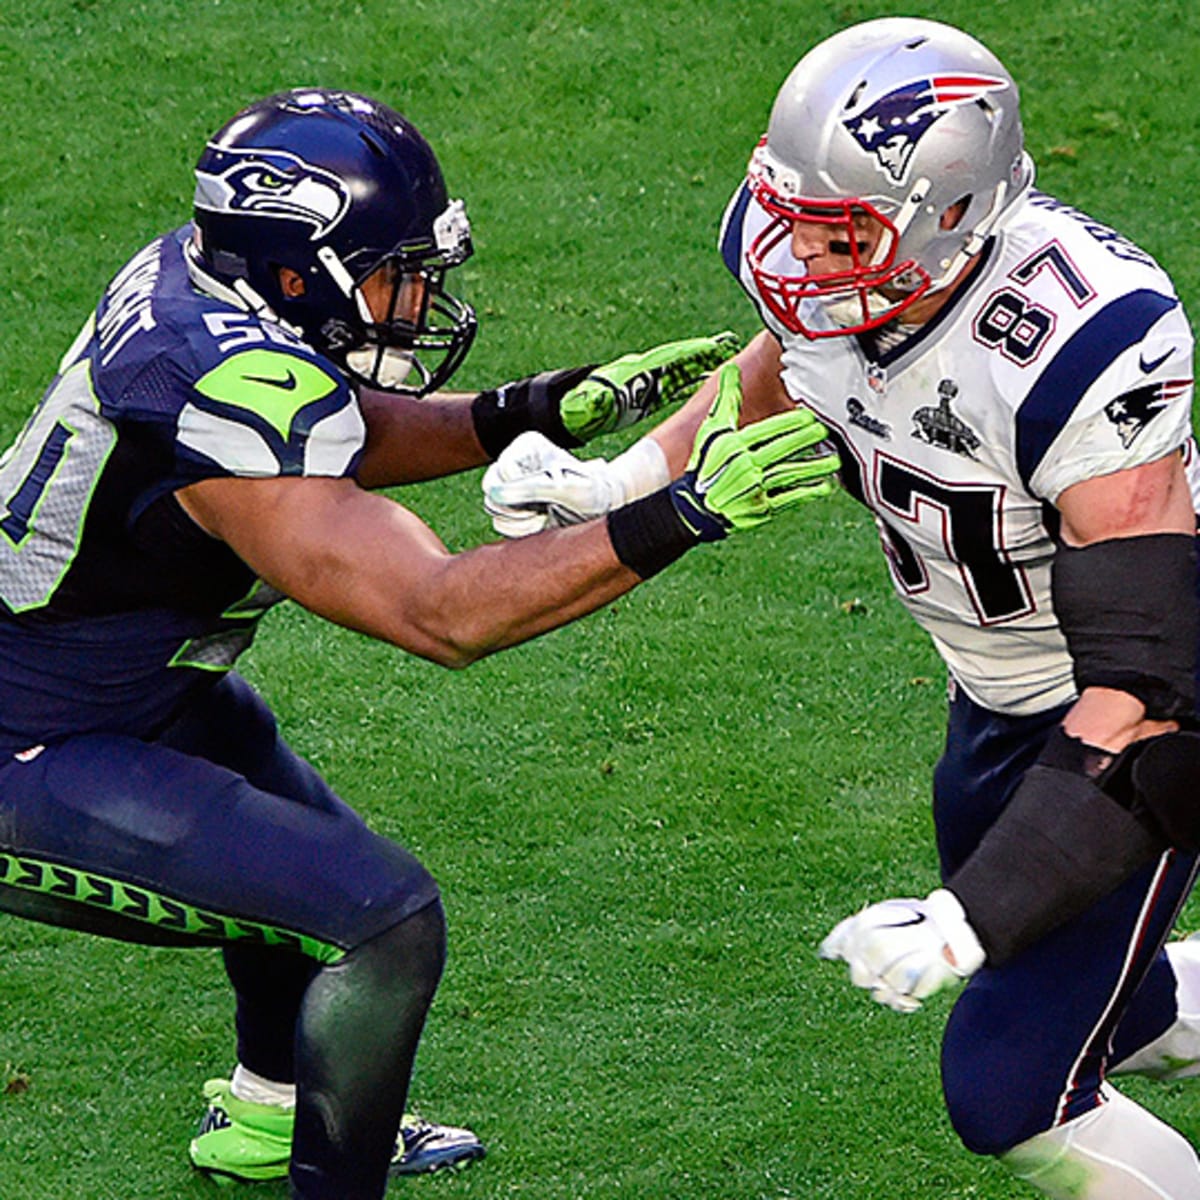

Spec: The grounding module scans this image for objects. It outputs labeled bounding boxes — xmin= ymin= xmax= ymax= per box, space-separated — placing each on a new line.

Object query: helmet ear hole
xmin=277 ymin=267 xmax=307 ymax=298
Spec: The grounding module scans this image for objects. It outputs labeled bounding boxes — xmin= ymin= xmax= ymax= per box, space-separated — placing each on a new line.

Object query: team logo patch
xmin=846 ymin=397 xmax=891 ymax=439
xmin=1104 ymin=380 xmax=1190 ymax=448
xmin=194 ymin=146 xmax=351 ymax=241
xmin=912 ymin=379 xmax=980 ymax=458
xmin=843 ymin=75 xmax=1008 ymax=184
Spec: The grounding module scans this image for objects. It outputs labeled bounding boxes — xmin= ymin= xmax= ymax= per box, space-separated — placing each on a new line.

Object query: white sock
xmin=230 ymin=1063 xmax=296 ymax=1110
xmin=1000 ymin=1085 xmax=1200 ymax=1199
xmin=1114 ymin=938 xmax=1200 ymax=1080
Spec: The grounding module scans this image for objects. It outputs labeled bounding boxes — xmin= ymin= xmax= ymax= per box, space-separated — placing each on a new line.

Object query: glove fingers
xmin=688 ymin=363 xmax=744 ymax=472
xmin=657 ymin=331 xmax=741 ymax=404
xmin=484 ymin=497 xmax=551 ymax=539
xmin=754 ymin=437 xmax=839 ymax=483
xmin=742 ymin=410 xmax=828 ymax=459
xmin=763 ymin=460 xmax=840 ymax=494
xmin=707 ymin=361 xmax=744 ymax=430
xmin=486 ymin=476 xmax=560 ymax=507
xmin=571 ymin=331 xmax=742 ymax=436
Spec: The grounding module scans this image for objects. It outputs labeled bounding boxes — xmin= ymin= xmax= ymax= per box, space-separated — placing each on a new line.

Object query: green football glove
xmin=560 ymin=331 xmax=740 ymax=442
xmin=668 ymin=362 xmax=840 ymax=541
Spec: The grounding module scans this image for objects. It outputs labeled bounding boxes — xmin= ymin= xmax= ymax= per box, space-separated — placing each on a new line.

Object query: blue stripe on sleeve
xmin=1015 ymin=289 xmax=1178 ymax=489
xmin=719 ymin=184 xmax=753 ymax=282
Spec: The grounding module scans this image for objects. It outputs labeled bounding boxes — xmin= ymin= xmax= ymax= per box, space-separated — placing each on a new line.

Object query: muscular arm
xmin=354 ymin=388 xmax=488 ymax=488
xmin=1054 ymin=450 xmax=1195 ymax=751
xmin=647 ymin=330 xmax=792 ymax=474
xmin=177 ymin=475 xmax=637 ymax=668
xmin=946 ymin=449 xmax=1198 ymax=964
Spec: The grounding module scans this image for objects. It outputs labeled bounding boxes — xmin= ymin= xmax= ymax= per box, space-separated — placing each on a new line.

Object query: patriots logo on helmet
xmin=194 ymin=147 xmax=351 ymax=241
xmin=843 ymin=75 xmax=1008 ymax=184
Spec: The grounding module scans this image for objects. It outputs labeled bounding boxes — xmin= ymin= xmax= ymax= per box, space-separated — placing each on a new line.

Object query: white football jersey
xmin=721 ymin=186 xmax=1196 ymax=715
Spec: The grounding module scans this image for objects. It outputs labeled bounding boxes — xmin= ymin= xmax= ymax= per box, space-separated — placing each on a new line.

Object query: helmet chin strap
xmin=316 ymin=245 xmax=359 ymax=302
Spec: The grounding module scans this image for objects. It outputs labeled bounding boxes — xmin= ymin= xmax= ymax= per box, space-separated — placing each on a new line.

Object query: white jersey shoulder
xmin=720 ymin=186 xmax=1196 ymax=715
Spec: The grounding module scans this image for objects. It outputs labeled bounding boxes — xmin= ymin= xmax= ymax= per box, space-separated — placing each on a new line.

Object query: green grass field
xmin=2 ymin=1 xmax=1200 ymax=1197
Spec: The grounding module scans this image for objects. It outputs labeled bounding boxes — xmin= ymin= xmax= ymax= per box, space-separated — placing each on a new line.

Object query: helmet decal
xmin=843 ymin=75 xmax=1008 ymax=184
xmin=194 ymin=147 xmax=351 ymax=241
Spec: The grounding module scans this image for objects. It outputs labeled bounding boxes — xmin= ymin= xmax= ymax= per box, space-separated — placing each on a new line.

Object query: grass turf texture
xmin=1 ymin=0 xmax=1199 ymax=1196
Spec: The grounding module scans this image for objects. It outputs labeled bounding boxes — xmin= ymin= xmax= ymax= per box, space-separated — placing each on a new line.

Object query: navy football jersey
xmin=0 ymin=227 xmax=366 ymax=751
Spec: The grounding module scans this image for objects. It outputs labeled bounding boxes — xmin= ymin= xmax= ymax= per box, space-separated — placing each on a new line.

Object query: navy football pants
xmin=0 ymin=671 xmax=440 ymax=1082
xmin=933 ymin=684 xmax=1198 ymax=1155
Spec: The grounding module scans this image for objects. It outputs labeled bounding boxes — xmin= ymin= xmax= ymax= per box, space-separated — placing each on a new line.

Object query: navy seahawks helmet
xmin=193 ymin=88 xmax=477 ymax=394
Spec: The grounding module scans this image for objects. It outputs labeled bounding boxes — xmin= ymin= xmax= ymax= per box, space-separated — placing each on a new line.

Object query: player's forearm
xmin=224 ymin=482 xmax=637 ymax=667
xmin=392 ymin=521 xmax=637 ymax=667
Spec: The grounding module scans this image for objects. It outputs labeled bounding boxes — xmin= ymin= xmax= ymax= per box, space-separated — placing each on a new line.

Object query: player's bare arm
xmin=355 ymin=388 xmax=488 ymax=486
xmin=178 ymin=474 xmax=637 ymax=667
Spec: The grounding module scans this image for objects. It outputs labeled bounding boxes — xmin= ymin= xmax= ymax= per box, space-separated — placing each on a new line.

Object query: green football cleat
xmin=188 ymin=1079 xmax=293 ymax=1182
xmin=189 ymin=1078 xmax=485 ymax=1182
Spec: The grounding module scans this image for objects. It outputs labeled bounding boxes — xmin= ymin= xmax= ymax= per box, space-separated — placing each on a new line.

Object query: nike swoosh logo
xmin=882 ymin=914 xmax=927 ymax=928
xmin=244 ymin=370 xmax=298 ymax=391
xmin=1139 ymin=348 xmax=1172 ymax=374
xmin=694 ymin=462 xmax=730 ymax=496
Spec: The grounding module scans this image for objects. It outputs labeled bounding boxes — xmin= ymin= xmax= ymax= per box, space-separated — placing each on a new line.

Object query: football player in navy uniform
xmin=483 ymin=19 xmax=1200 ymax=1198
xmin=0 ymin=89 xmax=841 ymax=1200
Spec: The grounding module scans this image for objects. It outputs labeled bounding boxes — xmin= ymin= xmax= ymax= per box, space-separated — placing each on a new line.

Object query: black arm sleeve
xmin=1053 ymin=532 xmax=1197 ymax=720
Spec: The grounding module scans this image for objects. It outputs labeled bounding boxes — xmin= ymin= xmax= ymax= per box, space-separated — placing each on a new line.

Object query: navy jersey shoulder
xmin=0 ymin=227 xmax=366 ymax=751
xmin=94 ymin=226 xmax=363 ymax=492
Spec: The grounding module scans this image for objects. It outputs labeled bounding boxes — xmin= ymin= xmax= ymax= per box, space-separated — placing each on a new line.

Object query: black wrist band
xmin=471 ymin=366 xmax=594 ymax=458
xmin=606 ymin=488 xmax=698 ymax=579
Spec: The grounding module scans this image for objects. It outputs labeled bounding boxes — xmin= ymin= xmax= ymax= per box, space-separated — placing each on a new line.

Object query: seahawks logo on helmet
xmin=843 ymin=75 xmax=1008 ymax=185
xmin=194 ymin=147 xmax=351 ymax=241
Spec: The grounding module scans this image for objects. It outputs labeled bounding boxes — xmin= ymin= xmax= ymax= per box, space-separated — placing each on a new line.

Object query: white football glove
xmin=482 ymin=431 xmax=669 ymax=538
xmin=819 ymin=888 xmax=986 ymax=1014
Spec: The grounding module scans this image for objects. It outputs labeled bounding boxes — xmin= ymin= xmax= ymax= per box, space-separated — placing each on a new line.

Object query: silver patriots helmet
xmin=746 ymin=18 xmax=1034 ymax=338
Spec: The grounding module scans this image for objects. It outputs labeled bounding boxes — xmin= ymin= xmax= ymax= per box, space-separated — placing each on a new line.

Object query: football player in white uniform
xmin=482 ymin=18 xmax=1200 ymax=1198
